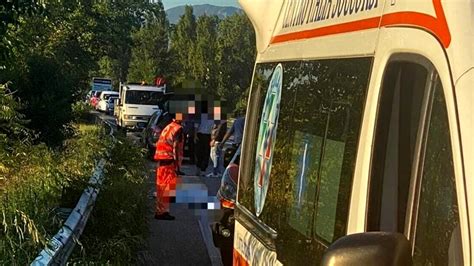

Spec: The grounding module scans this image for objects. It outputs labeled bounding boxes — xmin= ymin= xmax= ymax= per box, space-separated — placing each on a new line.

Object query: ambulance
xmin=234 ymin=0 xmax=473 ymax=265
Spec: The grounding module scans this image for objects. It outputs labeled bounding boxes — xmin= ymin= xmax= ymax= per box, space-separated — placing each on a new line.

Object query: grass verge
xmin=0 ymin=123 xmax=106 ymax=264
xmin=1 ymin=121 xmax=148 ymax=265
xmin=69 ymin=133 xmax=148 ymax=264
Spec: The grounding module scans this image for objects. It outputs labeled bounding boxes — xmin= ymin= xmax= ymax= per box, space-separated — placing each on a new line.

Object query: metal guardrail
xmin=31 ymin=117 xmax=116 ymax=266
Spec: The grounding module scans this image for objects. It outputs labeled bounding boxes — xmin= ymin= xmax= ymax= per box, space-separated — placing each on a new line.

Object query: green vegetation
xmin=0 ymin=122 xmax=148 ymax=264
xmin=72 ymin=101 xmax=93 ymax=122
xmin=0 ymin=83 xmax=29 ymax=149
xmin=1 ymin=1 xmax=171 ymax=146
xmin=1 ymin=1 xmax=255 ymax=145
xmin=1 ymin=1 xmax=256 ymax=264
xmin=0 ymin=86 xmax=146 ymax=263
xmin=0 ymin=124 xmax=107 ymax=264
xmin=127 ymin=2 xmax=170 ymax=85
xmin=169 ymin=7 xmax=256 ymax=111
xmin=70 ymin=135 xmax=148 ymax=264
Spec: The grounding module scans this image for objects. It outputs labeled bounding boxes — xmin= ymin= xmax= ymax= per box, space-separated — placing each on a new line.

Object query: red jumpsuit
xmin=154 ymin=120 xmax=183 ymax=215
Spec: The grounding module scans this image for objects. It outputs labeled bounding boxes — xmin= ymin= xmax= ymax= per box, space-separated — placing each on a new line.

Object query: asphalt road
xmin=92 ymin=111 xmax=223 ymax=266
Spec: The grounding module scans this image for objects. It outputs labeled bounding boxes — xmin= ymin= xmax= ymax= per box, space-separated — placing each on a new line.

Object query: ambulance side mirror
xmin=321 ymin=232 xmax=412 ymax=266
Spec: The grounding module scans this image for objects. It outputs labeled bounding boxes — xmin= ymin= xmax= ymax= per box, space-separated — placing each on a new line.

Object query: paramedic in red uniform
xmin=154 ymin=114 xmax=184 ymax=220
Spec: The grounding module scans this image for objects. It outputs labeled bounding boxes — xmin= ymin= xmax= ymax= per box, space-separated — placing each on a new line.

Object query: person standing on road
xmin=207 ymin=121 xmax=227 ymax=178
xmin=219 ymin=115 xmax=245 ymax=164
xmin=194 ymin=113 xmax=214 ymax=175
xmin=154 ymin=114 xmax=184 ymax=220
xmin=182 ymin=116 xmax=196 ymax=165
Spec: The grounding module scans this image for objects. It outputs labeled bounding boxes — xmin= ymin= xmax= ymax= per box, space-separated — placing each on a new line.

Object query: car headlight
xmin=124 ymin=115 xmax=141 ymax=120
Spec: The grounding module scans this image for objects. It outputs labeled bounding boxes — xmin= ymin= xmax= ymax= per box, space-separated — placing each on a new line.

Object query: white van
xmin=116 ymin=84 xmax=169 ymax=130
xmin=234 ymin=0 xmax=473 ymax=265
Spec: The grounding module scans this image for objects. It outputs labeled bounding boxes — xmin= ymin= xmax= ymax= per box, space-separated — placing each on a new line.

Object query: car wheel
xmin=120 ymin=120 xmax=127 ymax=133
xmin=117 ymin=119 xmax=125 ymax=134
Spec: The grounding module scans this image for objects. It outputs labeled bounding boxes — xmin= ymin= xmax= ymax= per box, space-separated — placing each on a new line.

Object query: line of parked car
xmin=86 ymin=81 xmax=174 ymax=159
xmin=86 ymin=81 xmax=232 ymax=167
xmin=86 ymin=90 xmax=119 ymax=115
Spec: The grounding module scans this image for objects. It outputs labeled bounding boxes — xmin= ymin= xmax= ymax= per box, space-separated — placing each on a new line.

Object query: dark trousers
xmin=196 ymin=133 xmax=211 ymax=171
xmin=184 ymin=134 xmax=195 ymax=164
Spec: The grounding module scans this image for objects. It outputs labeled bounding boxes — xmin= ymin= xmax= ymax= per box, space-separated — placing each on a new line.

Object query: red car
xmin=89 ymin=91 xmax=102 ymax=108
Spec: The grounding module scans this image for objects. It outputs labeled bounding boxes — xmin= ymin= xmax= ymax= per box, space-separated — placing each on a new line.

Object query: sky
xmin=161 ymin=0 xmax=240 ymax=10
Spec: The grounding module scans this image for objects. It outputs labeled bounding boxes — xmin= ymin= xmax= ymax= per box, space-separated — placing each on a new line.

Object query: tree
xmin=87 ymin=0 xmax=166 ymax=86
xmin=0 ymin=1 xmax=42 ymax=66
xmin=216 ymin=14 xmax=256 ymax=112
xmin=170 ymin=6 xmax=197 ymax=83
xmin=0 ymin=83 xmax=29 ymax=150
xmin=14 ymin=55 xmax=74 ymax=146
xmin=0 ymin=1 xmax=168 ymax=146
xmin=127 ymin=1 xmax=170 ymax=84
xmin=191 ymin=15 xmax=219 ymax=96
xmin=168 ymin=10 xmax=256 ymax=113
xmin=0 ymin=1 xmax=112 ymax=145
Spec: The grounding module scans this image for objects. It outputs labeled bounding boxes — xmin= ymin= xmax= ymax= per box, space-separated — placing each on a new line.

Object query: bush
xmin=70 ymin=135 xmax=148 ymax=264
xmin=11 ymin=55 xmax=74 ymax=147
xmin=72 ymin=101 xmax=93 ymax=122
xmin=0 ymin=123 xmax=107 ymax=264
xmin=0 ymin=83 xmax=30 ymax=149
xmin=1 ymin=121 xmax=148 ymax=265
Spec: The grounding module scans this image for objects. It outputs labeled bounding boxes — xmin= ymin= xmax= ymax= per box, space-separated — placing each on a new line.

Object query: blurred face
xmin=175 ymin=113 xmax=183 ymax=122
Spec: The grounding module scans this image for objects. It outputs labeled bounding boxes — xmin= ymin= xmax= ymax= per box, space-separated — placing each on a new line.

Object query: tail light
xmin=220 ymin=198 xmax=235 ymax=209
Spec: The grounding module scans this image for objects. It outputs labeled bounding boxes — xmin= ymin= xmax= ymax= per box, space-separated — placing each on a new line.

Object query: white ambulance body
xmin=235 ymin=0 xmax=473 ymax=265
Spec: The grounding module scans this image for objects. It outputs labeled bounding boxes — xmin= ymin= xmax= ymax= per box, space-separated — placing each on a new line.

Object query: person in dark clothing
xmin=219 ymin=115 xmax=245 ymax=165
xmin=194 ymin=113 xmax=214 ymax=175
xmin=182 ymin=119 xmax=196 ymax=164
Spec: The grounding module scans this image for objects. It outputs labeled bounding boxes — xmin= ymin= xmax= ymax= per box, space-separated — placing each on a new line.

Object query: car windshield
xmin=103 ymin=94 xmax=117 ymax=100
xmin=108 ymin=97 xmax=118 ymax=103
xmin=125 ymin=90 xmax=164 ymax=105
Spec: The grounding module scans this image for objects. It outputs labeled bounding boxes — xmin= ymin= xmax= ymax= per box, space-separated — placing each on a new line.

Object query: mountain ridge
xmin=166 ymin=4 xmax=242 ymax=24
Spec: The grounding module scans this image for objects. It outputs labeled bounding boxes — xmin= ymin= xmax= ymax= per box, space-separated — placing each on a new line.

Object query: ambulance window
xmin=367 ymin=58 xmax=463 ymax=264
xmin=412 ymin=77 xmax=462 ymax=265
xmin=238 ymin=63 xmax=276 ymax=213
xmin=367 ymin=61 xmax=429 ymax=233
xmin=283 ymin=58 xmax=371 ymax=259
xmin=239 ymin=58 xmax=372 ymax=264
xmin=312 ymin=100 xmax=354 ymax=243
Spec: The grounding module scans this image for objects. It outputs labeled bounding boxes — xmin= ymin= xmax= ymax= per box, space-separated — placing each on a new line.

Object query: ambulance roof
xmin=239 ymin=0 xmax=473 ymax=82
